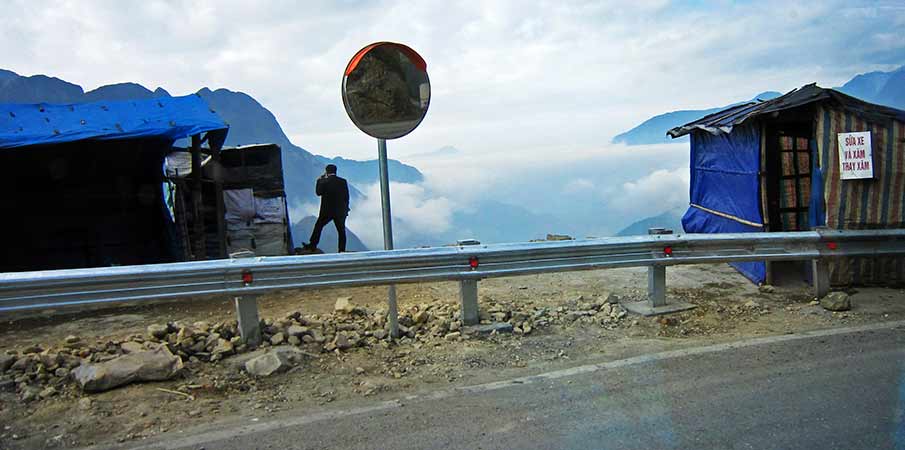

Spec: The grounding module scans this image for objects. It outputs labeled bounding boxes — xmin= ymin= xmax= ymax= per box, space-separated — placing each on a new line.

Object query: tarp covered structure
xmin=0 ymin=95 xmax=227 ymax=149
xmin=682 ymin=123 xmax=766 ymax=282
xmin=670 ymin=84 xmax=905 ymax=286
xmin=0 ymin=95 xmax=228 ymax=272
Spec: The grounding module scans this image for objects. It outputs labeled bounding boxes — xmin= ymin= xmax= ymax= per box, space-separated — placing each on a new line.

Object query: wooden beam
xmin=210 ymin=136 xmax=227 ymax=258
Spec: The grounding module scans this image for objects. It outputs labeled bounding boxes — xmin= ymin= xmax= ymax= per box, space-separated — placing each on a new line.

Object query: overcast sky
xmin=3 ymin=0 xmax=904 ymax=242
xmin=2 ymin=0 xmax=903 ymax=161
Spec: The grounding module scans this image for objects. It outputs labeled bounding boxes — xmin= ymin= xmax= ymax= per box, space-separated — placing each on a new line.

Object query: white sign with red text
xmin=837 ymin=131 xmax=874 ymax=180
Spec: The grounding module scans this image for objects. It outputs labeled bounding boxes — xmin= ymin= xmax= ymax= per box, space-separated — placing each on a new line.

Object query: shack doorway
xmin=764 ymin=121 xmax=814 ymax=285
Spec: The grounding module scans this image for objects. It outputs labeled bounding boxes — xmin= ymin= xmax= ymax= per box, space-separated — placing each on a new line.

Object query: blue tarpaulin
xmin=0 ymin=94 xmax=227 ymax=149
xmin=681 ymin=124 xmax=766 ymax=283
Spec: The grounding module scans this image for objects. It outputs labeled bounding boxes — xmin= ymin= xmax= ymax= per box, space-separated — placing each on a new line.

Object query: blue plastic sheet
xmin=0 ymin=94 xmax=227 ymax=149
xmin=682 ymin=124 xmax=766 ymax=284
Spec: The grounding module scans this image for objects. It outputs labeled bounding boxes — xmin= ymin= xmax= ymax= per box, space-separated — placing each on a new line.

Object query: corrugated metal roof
xmin=667 ymin=83 xmax=905 ymax=138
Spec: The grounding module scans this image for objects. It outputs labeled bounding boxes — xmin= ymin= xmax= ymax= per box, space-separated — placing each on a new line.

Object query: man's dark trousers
xmin=309 ymin=214 xmax=347 ymax=252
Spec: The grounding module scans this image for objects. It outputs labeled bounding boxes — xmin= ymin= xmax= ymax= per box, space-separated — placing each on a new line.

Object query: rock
xmin=373 ymin=330 xmax=388 ymax=340
xmin=413 ymin=311 xmax=430 ymax=324
xmin=449 ymin=321 xmax=461 ymax=332
xmin=465 ymin=323 xmax=514 ymax=335
xmin=490 ymin=312 xmax=509 ymax=322
xmin=743 ymin=300 xmax=761 ymax=309
xmin=288 ymin=335 xmax=301 ymax=346
xmin=604 ymin=293 xmax=621 ymax=304
xmin=39 ymin=386 xmax=57 ymax=399
xmin=821 ymin=292 xmax=851 ymax=312
xmin=302 ymin=335 xmax=315 ymax=344
xmin=20 ymin=386 xmax=40 ymax=402
xmin=444 ymin=332 xmax=461 ymax=340
xmin=523 ymin=324 xmax=533 ymax=334
xmin=270 ymin=332 xmax=286 ymax=346
xmin=10 ymin=357 xmax=34 ymax=373
xmin=0 ymin=354 xmax=15 ymax=372
xmin=22 ymin=345 xmax=43 ymax=354
xmin=120 ymin=342 xmax=144 ymax=354
xmin=147 ymin=324 xmax=168 ymax=340
xmin=759 ymin=284 xmax=776 ymax=294
xmin=212 ymin=339 xmax=234 ymax=357
xmin=287 ymin=325 xmax=309 ymax=337
xmin=334 ymin=297 xmax=355 ymax=314
xmin=334 ymin=334 xmax=353 ymax=351
xmin=244 ymin=347 xmax=308 ymax=377
xmin=0 ymin=379 xmax=15 ymax=392
xmin=78 ymin=398 xmax=93 ymax=410
xmin=64 ymin=335 xmax=80 ymax=344
xmin=71 ymin=346 xmax=184 ymax=393
xmin=565 ymin=310 xmax=593 ymax=322
xmin=310 ymin=329 xmax=326 ymax=344
xmin=355 ymin=367 xmax=366 ymax=375
xmin=54 ymin=368 xmax=69 ymax=378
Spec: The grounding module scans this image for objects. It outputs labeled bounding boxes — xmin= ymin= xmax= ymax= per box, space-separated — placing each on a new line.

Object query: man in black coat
xmin=305 ymin=164 xmax=350 ymax=252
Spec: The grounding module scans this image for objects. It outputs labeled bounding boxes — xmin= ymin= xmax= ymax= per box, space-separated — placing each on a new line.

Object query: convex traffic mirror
xmin=342 ymin=42 xmax=430 ymax=140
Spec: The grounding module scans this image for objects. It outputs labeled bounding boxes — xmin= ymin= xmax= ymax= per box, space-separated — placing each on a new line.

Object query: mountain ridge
xmin=0 ymin=69 xmax=424 ymax=247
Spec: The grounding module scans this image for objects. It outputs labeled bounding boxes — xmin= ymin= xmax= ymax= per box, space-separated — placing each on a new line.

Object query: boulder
xmin=120 ymin=342 xmax=144 ymax=354
xmin=71 ymin=346 xmax=184 ymax=392
xmin=287 ymin=325 xmax=309 ymax=337
xmin=212 ymin=339 xmax=234 ymax=357
xmin=334 ymin=297 xmax=355 ymax=314
xmin=147 ymin=324 xmax=168 ymax=340
xmin=244 ymin=347 xmax=308 ymax=377
xmin=821 ymin=292 xmax=851 ymax=312
xmin=0 ymin=354 xmax=15 ymax=372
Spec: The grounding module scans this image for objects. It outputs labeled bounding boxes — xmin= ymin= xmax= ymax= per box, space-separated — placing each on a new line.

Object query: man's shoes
xmin=302 ymin=242 xmax=315 ymax=250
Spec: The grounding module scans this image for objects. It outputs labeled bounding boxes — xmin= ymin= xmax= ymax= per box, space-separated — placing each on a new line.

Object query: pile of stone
xmin=0 ymin=293 xmax=630 ymax=399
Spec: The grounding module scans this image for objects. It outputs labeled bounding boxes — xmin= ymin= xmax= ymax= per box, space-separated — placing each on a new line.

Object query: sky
xmin=2 ymin=0 xmax=904 ymax=244
xmin=2 ymin=0 xmax=903 ymax=160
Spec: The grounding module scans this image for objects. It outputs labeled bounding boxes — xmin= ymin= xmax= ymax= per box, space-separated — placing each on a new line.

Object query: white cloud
xmin=346 ymin=182 xmax=455 ymax=249
xmin=1 ymin=0 xmax=901 ymax=162
xmin=563 ymin=178 xmax=595 ymax=194
xmin=609 ymin=167 xmax=690 ymax=220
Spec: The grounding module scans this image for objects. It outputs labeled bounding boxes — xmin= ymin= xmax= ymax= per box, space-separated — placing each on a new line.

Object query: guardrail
xmin=2 ymin=228 xmax=904 ymax=344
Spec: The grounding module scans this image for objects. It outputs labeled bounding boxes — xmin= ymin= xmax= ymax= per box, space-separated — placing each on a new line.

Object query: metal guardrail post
xmin=622 ymin=228 xmax=697 ymax=317
xmin=648 ymin=264 xmax=666 ymax=307
xmin=459 ymin=279 xmax=479 ymax=325
xmin=812 ymin=260 xmax=830 ymax=299
xmin=648 ymin=228 xmax=671 ymax=307
xmin=235 ymin=295 xmax=262 ymax=346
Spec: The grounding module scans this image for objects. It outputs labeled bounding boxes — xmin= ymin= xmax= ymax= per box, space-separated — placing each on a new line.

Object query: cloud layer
xmin=2 ymin=1 xmax=902 ymax=161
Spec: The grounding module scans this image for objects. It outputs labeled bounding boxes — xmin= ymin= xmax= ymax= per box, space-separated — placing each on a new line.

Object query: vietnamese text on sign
xmin=837 ymin=131 xmax=873 ymax=180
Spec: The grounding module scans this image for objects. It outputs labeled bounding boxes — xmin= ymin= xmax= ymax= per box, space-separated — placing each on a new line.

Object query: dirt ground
xmin=2 ymin=263 xmax=905 ymax=450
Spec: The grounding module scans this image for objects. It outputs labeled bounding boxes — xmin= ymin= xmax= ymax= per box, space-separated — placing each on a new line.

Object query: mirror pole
xmin=378 ymin=138 xmax=400 ymax=338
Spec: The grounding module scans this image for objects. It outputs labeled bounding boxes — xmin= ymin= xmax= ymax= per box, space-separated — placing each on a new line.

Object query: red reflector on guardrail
xmin=664 ymin=246 xmax=673 ymax=256
xmin=827 ymin=242 xmax=838 ymax=250
xmin=242 ymin=271 xmax=253 ymax=284
xmin=469 ymin=256 xmax=479 ymax=269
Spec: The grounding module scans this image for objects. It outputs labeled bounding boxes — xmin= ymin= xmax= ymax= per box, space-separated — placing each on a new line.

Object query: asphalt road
xmin=132 ymin=323 xmax=905 ymax=450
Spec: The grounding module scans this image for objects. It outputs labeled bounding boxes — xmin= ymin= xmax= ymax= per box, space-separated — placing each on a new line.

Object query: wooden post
xmin=190 ymin=135 xmax=206 ymax=260
xmin=210 ymin=141 xmax=227 ymax=259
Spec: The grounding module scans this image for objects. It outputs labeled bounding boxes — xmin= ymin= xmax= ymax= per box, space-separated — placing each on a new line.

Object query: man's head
xmin=325 ymin=164 xmax=338 ymax=175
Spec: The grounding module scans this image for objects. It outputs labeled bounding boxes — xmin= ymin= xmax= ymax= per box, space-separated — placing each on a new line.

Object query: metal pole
xmin=459 ymin=279 xmax=479 ymax=325
xmin=377 ymin=139 xmax=400 ymax=338
xmin=648 ymin=266 xmax=666 ymax=307
xmin=234 ymin=295 xmax=262 ymax=346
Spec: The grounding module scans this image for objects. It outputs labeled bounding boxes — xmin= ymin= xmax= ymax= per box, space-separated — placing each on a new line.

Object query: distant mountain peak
xmin=614 ymin=65 xmax=904 ymax=146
